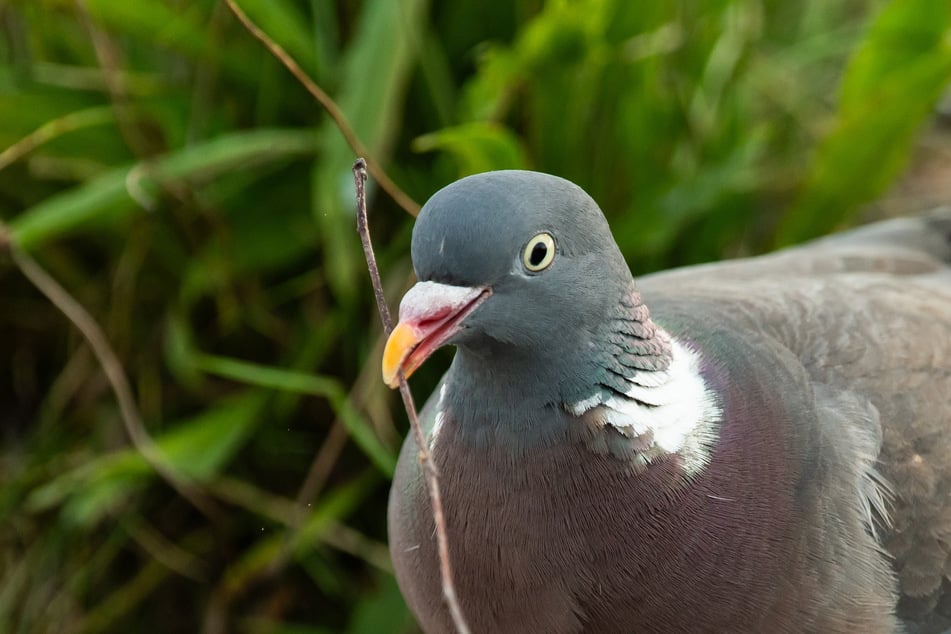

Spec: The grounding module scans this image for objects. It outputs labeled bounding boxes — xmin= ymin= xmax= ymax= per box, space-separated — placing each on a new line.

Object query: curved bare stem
xmin=4 ymin=233 xmax=220 ymax=522
xmin=225 ymin=0 xmax=421 ymax=217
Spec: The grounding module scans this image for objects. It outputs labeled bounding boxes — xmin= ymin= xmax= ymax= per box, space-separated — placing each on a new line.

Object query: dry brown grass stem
xmin=5 ymin=236 xmax=220 ymax=522
xmin=224 ymin=0 xmax=421 ymax=217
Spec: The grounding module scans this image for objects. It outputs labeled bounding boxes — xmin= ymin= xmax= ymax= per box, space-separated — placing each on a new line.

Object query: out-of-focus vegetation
xmin=1 ymin=0 xmax=949 ymax=632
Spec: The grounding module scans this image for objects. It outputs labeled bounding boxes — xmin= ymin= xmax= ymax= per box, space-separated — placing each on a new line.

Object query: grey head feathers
xmin=412 ymin=170 xmax=626 ymax=286
xmin=409 ymin=170 xmax=676 ymax=437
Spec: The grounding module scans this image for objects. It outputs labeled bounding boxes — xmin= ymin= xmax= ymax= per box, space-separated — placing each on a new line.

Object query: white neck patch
xmin=430 ymin=382 xmax=448 ymax=452
xmin=567 ymin=337 xmax=721 ymax=471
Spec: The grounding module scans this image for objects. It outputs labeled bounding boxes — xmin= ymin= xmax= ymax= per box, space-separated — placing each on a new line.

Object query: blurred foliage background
xmin=1 ymin=0 xmax=950 ymax=632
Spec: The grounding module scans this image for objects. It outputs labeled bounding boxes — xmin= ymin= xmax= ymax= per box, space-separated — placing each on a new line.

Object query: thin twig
xmin=4 ymin=235 xmax=220 ymax=522
xmin=75 ymin=0 xmax=156 ymax=160
xmin=353 ymin=159 xmax=470 ymax=634
xmin=293 ymin=419 xmax=349 ymax=517
xmin=263 ymin=419 xmax=347 ymax=577
xmin=225 ymin=0 xmax=420 ymax=217
xmin=74 ymin=0 xmax=194 ymax=212
xmin=123 ymin=515 xmax=208 ymax=581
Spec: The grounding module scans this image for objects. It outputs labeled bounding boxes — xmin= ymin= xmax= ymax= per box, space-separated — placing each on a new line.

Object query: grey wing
xmin=640 ymin=206 xmax=951 ymax=285
xmin=639 ymin=208 xmax=951 ymax=628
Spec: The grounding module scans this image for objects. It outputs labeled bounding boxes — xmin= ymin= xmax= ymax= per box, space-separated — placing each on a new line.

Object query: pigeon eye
xmin=522 ymin=233 xmax=556 ymax=272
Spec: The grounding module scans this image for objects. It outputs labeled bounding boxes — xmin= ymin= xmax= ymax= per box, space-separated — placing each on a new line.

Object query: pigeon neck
xmin=439 ymin=285 xmax=707 ymax=456
xmin=566 ymin=333 xmax=721 ymax=474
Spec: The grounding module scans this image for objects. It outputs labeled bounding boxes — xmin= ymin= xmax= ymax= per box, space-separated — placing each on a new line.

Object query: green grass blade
xmin=779 ymin=0 xmax=951 ymax=245
xmin=312 ymin=0 xmax=429 ymax=307
xmin=9 ymin=128 xmax=317 ymax=249
xmin=194 ymin=354 xmax=396 ymax=476
xmin=26 ymin=393 xmax=267 ymax=526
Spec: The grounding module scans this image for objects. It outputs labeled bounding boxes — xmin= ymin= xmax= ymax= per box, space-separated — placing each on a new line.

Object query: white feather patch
xmin=569 ymin=338 xmax=722 ymax=467
xmin=430 ymin=383 xmax=448 ymax=451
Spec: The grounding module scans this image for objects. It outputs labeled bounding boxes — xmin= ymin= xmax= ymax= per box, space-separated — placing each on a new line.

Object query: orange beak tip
xmin=382 ymin=322 xmax=418 ymax=388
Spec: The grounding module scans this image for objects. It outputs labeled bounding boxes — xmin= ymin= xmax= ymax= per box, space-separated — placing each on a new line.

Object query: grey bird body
xmin=385 ymin=171 xmax=951 ymax=633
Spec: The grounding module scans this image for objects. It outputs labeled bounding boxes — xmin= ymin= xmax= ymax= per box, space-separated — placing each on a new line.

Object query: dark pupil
xmin=529 ymin=242 xmax=548 ymax=266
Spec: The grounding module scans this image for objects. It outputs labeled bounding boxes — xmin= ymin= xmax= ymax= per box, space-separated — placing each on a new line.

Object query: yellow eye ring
xmin=522 ymin=232 xmax=556 ymax=272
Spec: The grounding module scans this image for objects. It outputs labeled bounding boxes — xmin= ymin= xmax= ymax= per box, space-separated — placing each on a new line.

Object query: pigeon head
xmin=382 ymin=170 xmax=641 ymax=407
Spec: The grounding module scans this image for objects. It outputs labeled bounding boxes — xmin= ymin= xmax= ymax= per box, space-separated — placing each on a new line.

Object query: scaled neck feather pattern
xmin=436 ymin=285 xmax=722 ymax=474
xmin=567 ymin=287 xmax=722 ymax=474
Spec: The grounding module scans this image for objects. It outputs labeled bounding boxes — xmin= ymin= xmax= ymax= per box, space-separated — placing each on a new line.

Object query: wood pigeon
xmin=382 ymin=170 xmax=951 ymax=633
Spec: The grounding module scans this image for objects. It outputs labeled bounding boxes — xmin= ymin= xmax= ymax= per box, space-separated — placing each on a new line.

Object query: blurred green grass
xmin=1 ymin=0 xmax=949 ymax=632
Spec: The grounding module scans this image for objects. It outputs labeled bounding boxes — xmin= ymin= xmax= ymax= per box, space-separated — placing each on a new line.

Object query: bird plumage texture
xmin=385 ymin=171 xmax=951 ymax=633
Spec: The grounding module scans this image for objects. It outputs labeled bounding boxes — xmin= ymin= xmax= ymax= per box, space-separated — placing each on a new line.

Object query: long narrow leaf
xmin=779 ymin=0 xmax=951 ymax=244
xmin=194 ymin=354 xmax=396 ymax=476
xmin=10 ymin=129 xmax=317 ymax=248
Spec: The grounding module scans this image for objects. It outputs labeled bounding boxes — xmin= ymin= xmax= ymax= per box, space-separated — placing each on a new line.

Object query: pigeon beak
xmin=382 ymin=281 xmax=491 ymax=388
